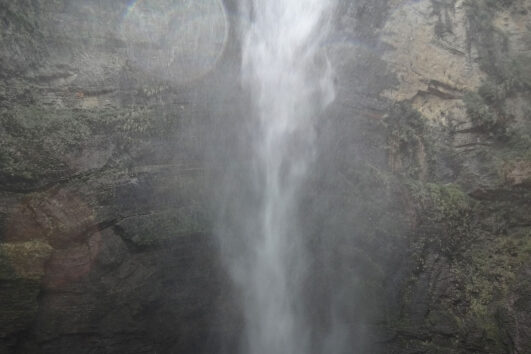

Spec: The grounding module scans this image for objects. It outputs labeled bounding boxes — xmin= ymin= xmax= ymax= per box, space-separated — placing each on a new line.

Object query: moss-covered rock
xmin=0 ymin=241 xmax=53 ymax=340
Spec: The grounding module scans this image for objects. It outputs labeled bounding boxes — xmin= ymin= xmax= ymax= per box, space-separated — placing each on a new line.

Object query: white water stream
xmin=229 ymin=1 xmax=336 ymax=353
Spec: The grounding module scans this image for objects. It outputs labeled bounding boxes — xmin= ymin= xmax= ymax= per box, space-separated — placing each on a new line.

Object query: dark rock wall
xmin=317 ymin=1 xmax=531 ymax=352
xmin=0 ymin=1 xmax=234 ymax=352
xmin=0 ymin=0 xmax=530 ymax=353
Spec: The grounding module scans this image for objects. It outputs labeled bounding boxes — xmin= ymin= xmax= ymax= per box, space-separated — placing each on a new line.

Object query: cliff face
xmin=324 ymin=0 xmax=531 ymax=352
xmin=322 ymin=1 xmax=531 ymax=352
xmin=0 ymin=0 xmax=530 ymax=353
xmin=0 ymin=1 xmax=232 ymax=352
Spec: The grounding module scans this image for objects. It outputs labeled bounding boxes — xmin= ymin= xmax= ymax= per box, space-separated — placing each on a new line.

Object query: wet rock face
xmin=0 ymin=0 xmax=530 ymax=353
xmin=313 ymin=0 xmax=531 ymax=352
xmin=367 ymin=1 xmax=531 ymax=353
xmin=0 ymin=0 xmax=234 ymax=353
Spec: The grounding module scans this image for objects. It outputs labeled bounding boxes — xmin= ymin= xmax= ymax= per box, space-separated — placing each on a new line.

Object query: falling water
xmin=218 ymin=1 xmax=336 ymax=353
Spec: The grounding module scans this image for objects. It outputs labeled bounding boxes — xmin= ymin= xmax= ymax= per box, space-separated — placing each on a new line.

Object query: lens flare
xmin=120 ymin=0 xmax=229 ymax=84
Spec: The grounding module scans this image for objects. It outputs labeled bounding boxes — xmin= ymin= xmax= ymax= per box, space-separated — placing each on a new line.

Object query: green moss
xmin=464 ymin=0 xmax=513 ymax=77
xmin=385 ymin=103 xmax=426 ymax=146
xmin=396 ymin=198 xmax=529 ymax=351
xmin=384 ymin=103 xmax=431 ymax=179
xmin=450 ymin=226 xmax=530 ymax=350
xmin=501 ymin=133 xmax=531 ymax=161
xmin=407 ymin=182 xmax=474 ymax=259
xmin=431 ymin=0 xmax=457 ymax=38
xmin=408 ymin=182 xmax=470 ymax=218
xmin=0 ymin=102 xmax=181 ymax=187
xmin=465 ymin=230 xmax=530 ymax=307
xmin=462 ymin=1 xmax=531 ymax=140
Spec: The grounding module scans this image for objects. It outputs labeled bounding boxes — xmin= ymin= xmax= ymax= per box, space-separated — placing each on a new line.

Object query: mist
xmin=212 ymin=0 xmax=339 ymax=353
xmin=1 ymin=0 xmax=530 ymax=353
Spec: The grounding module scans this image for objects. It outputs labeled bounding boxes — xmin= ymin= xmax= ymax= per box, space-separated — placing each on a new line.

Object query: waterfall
xmin=217 ymin=1 xmax=335 ymax=353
